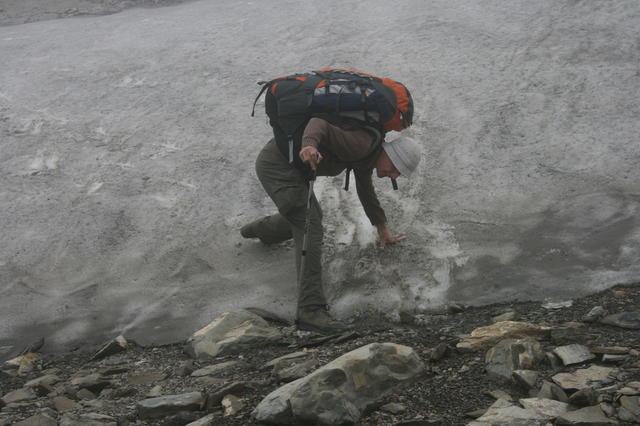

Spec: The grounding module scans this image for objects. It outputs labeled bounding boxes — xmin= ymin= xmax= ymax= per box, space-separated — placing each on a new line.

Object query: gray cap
xmin=382 ymin=135 xmax=421 ymax=177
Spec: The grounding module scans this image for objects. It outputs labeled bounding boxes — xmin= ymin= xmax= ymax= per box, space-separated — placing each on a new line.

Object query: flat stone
xmin=485 ymin=338 xmax=545 ymax=380
xmin=380 ymin=402 xmax=406 ymax=414
xmin=492 ymin=311 xmax=518 ymax=323
xmin=512 ymin=370 xmax=538 ymax=390
xmin=555 ymin=405 xmax=616 ymax=424
xmin=186 ymin=413 xmax=221 ymax=426
xmin=191 ymin=361 xmax=243 ymax=377
xmin=486 ymin=390 xmax=513 ymax=401
xmin=468 ymin=399 xmax=547 ymax=425
xmin=519 ymin=397 xmax=570 ymax=418
xmin=552 ymin=365 xmax=616 ymax=391
xmin=59 ymin=412 xmax=118 ymax=425
xmin=619 ymin=395 xmax=640 ymax=416
xmin=127 ymin=372 xmax=167 ymax=384
xmin=457 ymin=322 xmax=551 ymax=351
xmin=600 ymin=311 xmax=640 ymax=329
xmin=53 ymin=396 xmax=81 ymax=412
xmin=76 ymin=388 xmax=96 ymax=400
xmin=264 ymin=351 xmax=310 ymax=368
xmin=537 ymin=380 xmax=569 ymax=402
xmin=582 ymin=306 xmax=607 ymax=322
xmin=70 ymin=374 xmax=112 ymax=393
xmin=273 ymin=357 xmax=318 ymax=383
xmin=568 ymin=387 xmax=598 ymax=407
xmin=137 ymin=391 xmax=205 ymax=419
xmin=205 ymin=382 xmax=247 ymax=410
xmin=1 ymin=388 xmax=37 ymax=404
xmin=186 ymin=310 xmax=283 ymax=360
xmin=252 ymin=342 xmax=424 ymax=425
xmin=590 ymin=346 xmax=630 ymax=355
xmin=13 ymin=413 xmax=57 ymax=426
xmin=91 ymin=335 xmax=128 ymax=361
xmin=553 ymin=344 xmax=595 ymax=365
xmin=24 ymin=375 xmax=61 ymax=390
xmin=222 ymin=394 xmax=243 ymax=416
xmin=602 ymin=354 xmax=627 ymax=363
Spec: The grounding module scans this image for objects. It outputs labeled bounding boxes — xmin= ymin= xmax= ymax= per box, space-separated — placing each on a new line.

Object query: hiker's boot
xmin=296 ymin=306 xmax=351 ymax=335
xmin=240 ymin=216 xmax=292 ymax=245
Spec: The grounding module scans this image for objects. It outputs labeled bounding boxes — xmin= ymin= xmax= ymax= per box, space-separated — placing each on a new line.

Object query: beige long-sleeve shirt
xmin=301 ymin=117 xmax=387 ymax=226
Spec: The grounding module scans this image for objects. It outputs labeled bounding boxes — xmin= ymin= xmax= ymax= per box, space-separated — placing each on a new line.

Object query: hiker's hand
xmin=300 ymin=146 xmax=323 ymax=170
xmin=376 ymin=224 xmax=405 ymax=249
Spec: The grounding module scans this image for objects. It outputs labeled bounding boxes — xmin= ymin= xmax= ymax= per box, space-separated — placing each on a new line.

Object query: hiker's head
xmin=379 ymin=136 xmax=421 ymax=178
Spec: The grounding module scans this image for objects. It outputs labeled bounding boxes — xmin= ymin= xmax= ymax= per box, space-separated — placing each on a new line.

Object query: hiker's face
xmin=376 ymin=151 xmax=400 ymax=179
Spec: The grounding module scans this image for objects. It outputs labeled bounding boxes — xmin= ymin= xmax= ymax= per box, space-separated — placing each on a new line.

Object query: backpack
xmin=251 ymin=68 xmax=414 ymax=180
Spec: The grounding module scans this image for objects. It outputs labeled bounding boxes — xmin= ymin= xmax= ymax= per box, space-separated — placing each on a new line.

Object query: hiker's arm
xmin=302 ymin=117 xmax=371 ymax=160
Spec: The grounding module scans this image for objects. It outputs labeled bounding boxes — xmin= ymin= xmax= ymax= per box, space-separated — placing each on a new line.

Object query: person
xmin=241 ymin=116 xmax=421 ymax=334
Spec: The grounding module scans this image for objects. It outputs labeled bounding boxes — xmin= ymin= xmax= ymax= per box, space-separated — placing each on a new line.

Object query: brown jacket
xmin=301 ymin=117 xmax=386 ymax=226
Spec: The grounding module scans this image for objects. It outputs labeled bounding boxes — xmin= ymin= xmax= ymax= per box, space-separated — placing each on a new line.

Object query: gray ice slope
xmin=1 ymin=0 xmax=639 ymax=352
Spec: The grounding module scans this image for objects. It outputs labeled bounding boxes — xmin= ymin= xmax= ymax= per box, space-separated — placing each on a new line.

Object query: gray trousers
xmin=254 ymin=140 xmax=326 ymax=311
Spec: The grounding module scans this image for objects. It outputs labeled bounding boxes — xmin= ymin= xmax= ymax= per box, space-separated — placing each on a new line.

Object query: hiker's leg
xmin=255 ymin=140 xmax=327 ymax=309
xmin=241 ymin=214 xmax=293 ymax=244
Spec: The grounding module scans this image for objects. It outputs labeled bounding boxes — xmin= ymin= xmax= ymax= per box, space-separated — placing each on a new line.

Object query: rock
xmin=618 ymin=396 xmax=640 ymax=423
xmin=447 ymin=303 xmax=465 ymax=313
xmin=205 ymin=382 xmax=247 ymax=410
xmin=551 ymin=327 xmax=600 ymax=345
xmin=591 ymin=346 xmax=630 ymax=355
xmin=76 ymin=388 xmax=96 ymax=400
xmin=492 ymin=311 xmax=518 ymax=323
xmin=545 ymin=351 xmax=563 ymax=370
xmin=147 ymin=385 xmax=163 ymax=397
xmin=190 ymin=361 xmax=243 ymax=377
xmin=53 ymin=396 xmax=81 ymax=412
xmin=162 ymin=411 xmax=203 ymax=425
xmin=555 ymin=405 xmax=616 ymax=424
xmin=24 ymin=374 xmax=61 ymax=392
xmin=456 ymin=322 xmax=551 ymax=351
xmin=552 ymin=365 xmax=616 ymax=391
xmin=70 ymin=373 xmax=112 ymax=393
xmin=568 ymin=387 xmax=598 ymax=407
xmin=1 ymin=387 xmax=37 ymax=404
xmin=465 ymin=408 xmax=487 ymax=419
xmin=186 ymin=413 xmax=221 ymax=426
xmin=380 ymin=402 xmax=406 ymax=414
xmin=553 ymin=344 xmax=596 ymax=365
xmin=600 ymin=402 xmax=616 ymax=417
xmin=176 ymin=360 xmax=194 ymax=377
xmin=252 ymin=342 xmax=424 ymax=425
xmin=265 ymin=351 xmax=310 ymax=368
xmin=186 ymin=310 xmax=282 ymax=360
xmin=273 ymin=357 xmax=318 ymax=382
xmin=4 ymin=353 xmax=39 ymax=375
xmin=91 ymin=335 xmax=128 ymax=361
xmin=617 ymin=386 xmax=640 ymax=396
xmin=222 ymin=394 xmax=243 ymax=416
xmin=59 ymin=412 xmax=118 ymax=425
xmin=519 ymin=397 xmax=570 ymax=417
xmin=512 ymin=370 xmax=538 ymax=390
xmin=112 ymin=386 xmax=137 ymax=398
xmin=542 ymin=300 xmax=573 ymax=309
xmin=582 ymin=306 xmax=607 ymax=322
xmin=468 ymin=399 xmax=547 ymax=425
xmin=601 ymin=354 xmax=627 ymax=363
xmin=537 ymin=380 xmax=569 ymax=402
xmin=13 ymin=412 xmax=57 ymax=426
xmin=600 ymin=311 xmax=640 ymax=329
xmin=485 ymin=338 xmax=544 ymax=380
xmin=486 ymin=389 xmax=513 ymax=401
xmin=128 ymin=371 xmax=167 ymax=384
xmin=137 ymin=392 xmax=205 ymax=419
xmin=429 ymin=343 xmax=450 ymax=361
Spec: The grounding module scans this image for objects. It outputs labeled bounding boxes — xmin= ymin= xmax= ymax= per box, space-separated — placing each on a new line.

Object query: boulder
xmin=252 ymin=342 xmax=424 ymax=425
xmin=137 ymin=392 xmax=205 ymax=419
xmin=468 ymin=399 xmax=548 ymax=425
xmin=553 ymin=344 xmax=595 ymax=365
xmin=485 ymin=338 xmax=544 ymax=380
xmin=456 ymin=322 xmax=551 ymax=351
xmin=519 ymin=397 xmax=570 ymax=418
xmin=600 ymin=312 xmax=640 ymax=329
xmin=186 ymin=310 xmax=282 ymax=360
xmin=552 ymin=365 xmax=616 ymax=391
xmin=555 ymin=405 xmax=616 ymax=424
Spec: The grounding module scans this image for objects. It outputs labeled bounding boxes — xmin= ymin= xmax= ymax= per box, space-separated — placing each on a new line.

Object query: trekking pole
xmin=298 ymin=171 xmax=316 ymax=285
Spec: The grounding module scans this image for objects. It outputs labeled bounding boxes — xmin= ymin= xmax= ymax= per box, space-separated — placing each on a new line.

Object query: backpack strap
xmin=251 ymin=80 xmax=272 ymax=117
xmin=342 ymin=125 xmax=383 ymax=191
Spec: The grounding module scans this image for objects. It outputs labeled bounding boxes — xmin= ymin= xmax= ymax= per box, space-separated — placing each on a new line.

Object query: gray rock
xmin=519 ymin=397 xmax=570 ymax=418
xmin=550 ymin=327 xmax=600 ymax=345
xmin=568 ymin=387 xmax=598 ymax=407
xmin=252 ymin=342 xmax=424 ymax=425
xmin=601 ymin=354 xmax=627 ymax=363
xmin=76 ymin=388 xmax=96 ymax=400
xmin=555 ymin=405 xmax=616 ymax=424
xmin=127 ymin=371 xmax=167 ymax=385
xmin=205 ymin=382 xmax=247 ymax=410
xmin=553 ymin=344 xmax=596 ymax=365
xmin=486 ymin=389 xmax=514 ymax=401
xmin=457 ymin=322 xmax=551 ymax=351
xmin=380 ymin=402 xmax=406 ymax=414
xmin=552 ymin=365 xmax=616 ymax=391
xmin=222 ymin=394 xmax=243 ymax=416
xmin=176 ymin=360 xmax=195 ymax=377
xmin=264 ymin=351 xmax=310 ymax=368
xmin=537 ymin=380 xmax=569 ymax=402
xmin=186 ymin=310 xmax=282 ymax=360
xmin=146 ymin=385 xmax=163 ymax=397
xmin=137 ymin=391 xmax=205 ymax=419
xmin=53 ymin=396 xmax=81 ymax=412
xmin=70 ymin=374 xmax=112 ymax=393
xmin=24 ymin=375 xmax=61 ymax=391
xmin=468 ymin=399 xmax=548 ymax=425
xmin=273 ymin=357 xmax=318 ymax=383
xmin=582 ymin=306 xmax=607 ymax=322
xmin=618 ymin=396 xmax=640 ymax=423
xmin=591 ymin=346 xmax=630 ymax=355
xmin=512 ymin=370 xmax=538 ymax=390
xmin=185 ymin=413 xmax=221 ymax=426
xmin=492 ymin=311 xmax=518 ymax=323
xmin=545 ymin=351 xmax=563 ymax=370
xmin=190 ymin=361 xmax=243 ymax=377
xmin=429 ymin=343 xmax=450 ymax=361
xmin=542 ymin=300 xmax=573 ymax=310
xmin=485 ymin=338 xmax=544 ymax=380
xmin=91 ymin=335 xmax=128 ymax=361
xmin=600 ymin=311 xmax=640 ymax=329
xmin=1 ymin=388 xmax=37 ymax=404
xmin=13 ymin=412 xmax=58 ymax=426
xmin=59 ymin=412 xmax=118 ymax=425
